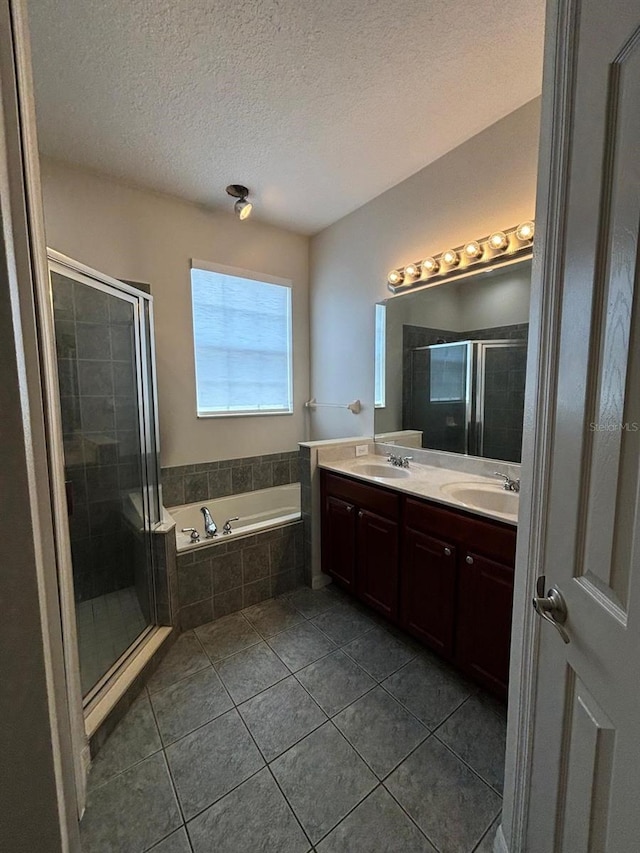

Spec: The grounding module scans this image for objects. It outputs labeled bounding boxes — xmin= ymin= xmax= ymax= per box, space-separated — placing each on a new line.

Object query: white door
xmin=521 ymin=0 xmax=640 ymax=849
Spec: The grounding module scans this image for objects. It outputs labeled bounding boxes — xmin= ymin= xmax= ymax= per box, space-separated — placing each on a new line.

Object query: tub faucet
xmin=181 ymin=527 xmax=200 ymax=542
xmin=222 ymin=517 xmax=239 ymax=535
xmin=201 ymin=506 xmax=217 ymax=538
xmin=494 ymin=472 xmax=521 ymax=493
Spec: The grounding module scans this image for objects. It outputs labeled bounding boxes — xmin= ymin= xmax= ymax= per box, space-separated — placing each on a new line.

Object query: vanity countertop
xmin=318 ymin=455 xmax=518 ymax=526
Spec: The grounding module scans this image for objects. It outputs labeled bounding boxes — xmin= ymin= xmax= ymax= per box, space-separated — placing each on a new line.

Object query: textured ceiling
xmin=27 ymin=0 xmax=545 ymax=234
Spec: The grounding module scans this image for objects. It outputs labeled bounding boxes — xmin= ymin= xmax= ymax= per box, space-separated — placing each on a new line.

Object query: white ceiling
xmin=27 ymin=0 xmax=545 ymax=235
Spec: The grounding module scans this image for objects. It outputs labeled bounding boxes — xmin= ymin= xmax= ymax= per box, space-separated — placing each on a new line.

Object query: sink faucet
xmin=387 ymin=454 xmax=413 ymax=468
xmin=494 ymin=472 xmax=521 ymax=493
xmin=201 ymin=506 xmax=217 ymax=538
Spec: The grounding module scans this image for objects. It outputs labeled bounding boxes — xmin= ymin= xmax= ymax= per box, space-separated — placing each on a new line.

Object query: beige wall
xmin=40 ymin=159 xmax=310 ymax=467
xmin=309 ymin=97 xmax=541 ymax=440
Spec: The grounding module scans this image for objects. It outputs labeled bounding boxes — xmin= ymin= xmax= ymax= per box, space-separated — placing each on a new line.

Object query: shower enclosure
xmin=49 ymin=251 xmax=161 ymax=703
xmin=408 ymin=339 xmax=527 ymax=463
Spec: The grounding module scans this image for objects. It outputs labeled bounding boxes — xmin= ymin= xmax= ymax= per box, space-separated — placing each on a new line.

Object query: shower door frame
xmin=474 ymin=340 xmax=528 ymax=460
xmin=46 ymin=249 xmax=164 ymax=799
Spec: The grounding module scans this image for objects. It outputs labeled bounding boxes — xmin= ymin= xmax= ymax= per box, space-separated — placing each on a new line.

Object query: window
xmin=191 ymin=262 xmax=293 ymax=416
xmin=374 ymin=303 xmax=386 ymax=408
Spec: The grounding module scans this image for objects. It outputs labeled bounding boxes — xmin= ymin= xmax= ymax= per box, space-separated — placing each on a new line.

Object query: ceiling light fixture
xmin=226 ymin=184 xmax=253 ymax=221
xmin=386 ymin=220 xmax=534 ymax=293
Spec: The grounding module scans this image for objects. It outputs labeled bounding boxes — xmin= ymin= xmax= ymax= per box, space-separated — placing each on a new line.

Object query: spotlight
xmin=226 ymin=184 xmax=253 ymax=221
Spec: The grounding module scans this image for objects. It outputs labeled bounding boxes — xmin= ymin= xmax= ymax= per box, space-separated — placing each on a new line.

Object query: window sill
xmin=197 ymin=410 xmax=294 ymax=419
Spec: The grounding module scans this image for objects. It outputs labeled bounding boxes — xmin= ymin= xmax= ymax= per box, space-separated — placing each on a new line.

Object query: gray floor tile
xmin=436 ymin=695 xmax=507 ymax=793
xmin=89 ymin=692 xmax=162 ymax=789
xmin=286 ymin=586 xmax=340 ymax=619
xmin=80 ymin=752 xmax=181 ymax=853
xmin=296 ymin=650 xmax=375 ymax=717
xmin=243 ymin=598 xmax=305 ymax=637
xmin=150 ymin=666 xmax=233 ymax=745
xmin=342 ymin=626 xmax=416 ymax=681
xmin=271 ymin=722 xmax=377 ymax=844
xmin=333 ymin=686 xmax=428 ymax=778
xmin=311 ymin=602 xmax=376 ymax=645
xmin=148 ymin=827 xmax=192 ymax=852
xmin=316 ymin=786 xmax=436 ymax=853
xmin=187 ymin=768 xmax=309 ymax=853
xmin=215 ymin=642 xmax=290 ymax=703
xmin=382 ymin=655 xmax=470 ymax=729
xmin=268 ymin=621 xmax=336 ymax=671
xmin=148 ymin=632 xmax=210 ymax=694
xmin=195 ymin=612 xmax=261 ymax=661
xmin=385 ymin=738 xmax=501 ymax=853
xmin=239 ymin=676 xmax=327 ymax=761
xmin=474 ymin=815 xmax=501 ymax=853
xmin=165 ymin=709 xmax=264 ymax=820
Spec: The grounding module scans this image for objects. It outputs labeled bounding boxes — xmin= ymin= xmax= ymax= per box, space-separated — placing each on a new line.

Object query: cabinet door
xmin=356 ymin=509 xmax=399 ymax=620
xmin=401 ymin=528 xmax=457 ymax=657
xmin=456 ymin=550 xmax=514 ymax=699
xmin=321 ymin=495 xmax=357 ymax=590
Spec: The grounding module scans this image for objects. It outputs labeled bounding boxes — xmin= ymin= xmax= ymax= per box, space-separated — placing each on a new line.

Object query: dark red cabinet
xmin=456 ymin=550 xmax=515 ymax=697
xmin=402 ymin=528 xmax=456 ymax=658
xmin=357 ymin=509 xmax=398 ymax=620
xmin=320 ymin=468 xmax=516 ymax=700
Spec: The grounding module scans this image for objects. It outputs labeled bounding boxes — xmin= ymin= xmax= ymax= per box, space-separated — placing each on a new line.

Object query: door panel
xmin=401 ymin=528 xmax=456 ymax=656
xmin=321 ymin=495 xmax=356 ymax=589
xmin=356 ymin=509 xmax=398 ymax=619
xmin=523 ymin=1 xmax=640 ymax=849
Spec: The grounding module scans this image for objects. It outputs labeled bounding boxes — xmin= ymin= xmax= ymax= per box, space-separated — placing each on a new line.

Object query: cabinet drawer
xmin=405 ymin=497 xmax=516 ymax=565
xmin=321 ymin=471 xmax=400 ymax=520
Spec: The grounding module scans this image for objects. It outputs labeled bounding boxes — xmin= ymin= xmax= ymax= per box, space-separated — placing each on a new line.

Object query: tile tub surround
xmin=80 ymin=587 xmax=505 ymax=852
xmin=161 ymin=450 xmax=301 ymax=508
xmin=176 ymin=522 xmax=305 ymax=630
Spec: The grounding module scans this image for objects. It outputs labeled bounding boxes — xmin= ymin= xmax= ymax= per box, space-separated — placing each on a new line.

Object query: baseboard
xmin=494 ymin=823 xmax=509 ymax=853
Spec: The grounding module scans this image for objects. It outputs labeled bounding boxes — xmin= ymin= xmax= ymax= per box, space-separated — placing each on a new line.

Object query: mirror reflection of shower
xmin=50 ymin=253 xmax=161 ymax=702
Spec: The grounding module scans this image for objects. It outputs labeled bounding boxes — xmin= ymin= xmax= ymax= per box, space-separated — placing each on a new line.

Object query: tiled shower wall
xmin=176 ymin=522 xmax=304 ymax=630
xmin=161 ymin=450 xmax=300 ymax=508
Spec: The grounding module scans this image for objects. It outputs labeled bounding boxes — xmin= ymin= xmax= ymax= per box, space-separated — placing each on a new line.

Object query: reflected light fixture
xmin=489 ymin=231 xmax=508 ymax=251
xmin=515 ymin=221 xmax=535 ymax=242
xmin=226 ymin=184 xmax=253 ymax=220
xmin=442 ymin=249 xmax=459 ymax=267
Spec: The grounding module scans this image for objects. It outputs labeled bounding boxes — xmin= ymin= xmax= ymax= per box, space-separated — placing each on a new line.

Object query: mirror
xmin=374 ymin=259 xmax=531 ymax=463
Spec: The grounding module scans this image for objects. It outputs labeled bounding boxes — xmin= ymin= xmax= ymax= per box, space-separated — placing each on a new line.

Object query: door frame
xmin=499 ymin=0 xmax=578 ymax=849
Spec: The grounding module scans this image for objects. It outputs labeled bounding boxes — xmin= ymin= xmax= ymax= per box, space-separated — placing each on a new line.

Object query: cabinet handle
xmin=346 ymin=505 xmax=354 ymax=513
xmin=358 ymin=510 xmax=364 ymax=518
xmin=444 ymin=547 xmax=451 ymax=557
xmin=466 ymin=555 xmax=474 ymax=565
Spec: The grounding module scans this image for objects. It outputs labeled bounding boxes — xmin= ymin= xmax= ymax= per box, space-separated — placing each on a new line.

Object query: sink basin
xmin=355 ymin=463 xmax=411 ymax=480
xmin=440 ymin=482 xmax=519 ymax=516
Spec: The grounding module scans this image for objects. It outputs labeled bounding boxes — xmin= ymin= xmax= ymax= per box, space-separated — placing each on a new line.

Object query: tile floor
xmin=77 ymin=587 xmax=148 ymax=695
xmin=80 ymin=585 xmax=506 ymax=853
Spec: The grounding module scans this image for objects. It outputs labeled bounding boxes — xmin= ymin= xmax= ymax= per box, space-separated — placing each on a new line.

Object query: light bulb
xmin=442 ymin=249 xmax=459 ymax=267
xmin=515 ymin=221 xmax=535 ymax=242
xmin=489 ymin=231 xmax=508 ymax=251
xmin=235 ymin=199 xmax=253 ymax=220
xmin=422 ymin=257 xmax=439 ymax=274
xmin=464 ymin=241 xmax=483 ymax=259
xmin=405 ymin=263 xmax=420 ymax=278
xmin=387 ymin=269 xmax=404 ymax=286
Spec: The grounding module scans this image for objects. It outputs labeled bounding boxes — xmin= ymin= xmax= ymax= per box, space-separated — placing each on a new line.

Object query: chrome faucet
xmin=181 ymin=527 xmax=200 ymax=542
xmin=201 ymin=506 xmax=217 ymax=538
xmin=222 ymin=516 xmax=240 ymax=535
xmin=494 ymin=472 xmax=521 ymax=493
xmin=387 ymin=454 xmax=413 ymax=468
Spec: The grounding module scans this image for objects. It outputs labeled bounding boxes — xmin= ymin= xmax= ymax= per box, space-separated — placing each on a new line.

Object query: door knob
xmin=532 ymin=575 xmax=570 ymax=644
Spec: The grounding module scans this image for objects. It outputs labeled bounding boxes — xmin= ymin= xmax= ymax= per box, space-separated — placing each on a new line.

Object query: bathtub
xmin=168 ymin=483 xmax=301 ymax=553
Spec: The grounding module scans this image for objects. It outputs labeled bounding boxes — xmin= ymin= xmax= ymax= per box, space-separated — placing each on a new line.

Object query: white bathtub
xmin=168 ymin=483 xmax=301 ymax=553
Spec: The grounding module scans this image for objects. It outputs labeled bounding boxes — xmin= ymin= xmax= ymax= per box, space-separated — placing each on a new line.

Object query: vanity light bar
xmin=387 ymin=221 xmax=534 ymax=293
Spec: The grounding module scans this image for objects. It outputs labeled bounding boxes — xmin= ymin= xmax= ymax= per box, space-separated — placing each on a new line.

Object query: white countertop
xmin=318 ymin=455 xmax=518 ymax=526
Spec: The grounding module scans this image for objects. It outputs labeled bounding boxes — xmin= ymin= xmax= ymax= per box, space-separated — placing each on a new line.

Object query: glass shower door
xmin=476 ymin=341 xmax=527 ymax=463
xmin=51 ymin=262 xmax=160 ymax=700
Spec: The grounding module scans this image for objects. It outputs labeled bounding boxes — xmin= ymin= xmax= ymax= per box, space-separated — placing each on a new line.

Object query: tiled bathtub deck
xmin=81 ymin=586 xmax=505 ymax=853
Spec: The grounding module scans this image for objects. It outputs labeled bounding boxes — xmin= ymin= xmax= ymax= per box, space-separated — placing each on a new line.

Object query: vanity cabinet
xmin=321 ymin=472 xmax=399 ymax=620
xmin=320 ymin=469 xmax=516 ymax=699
